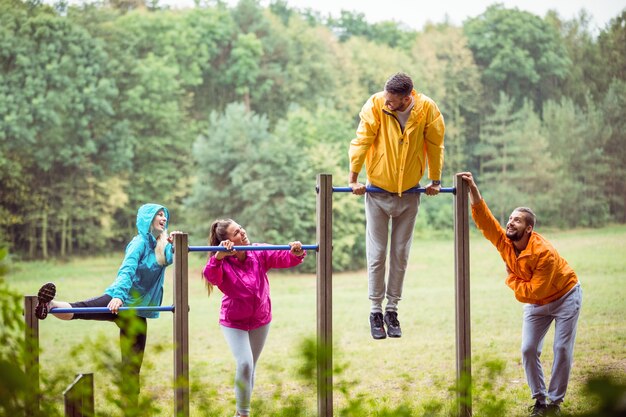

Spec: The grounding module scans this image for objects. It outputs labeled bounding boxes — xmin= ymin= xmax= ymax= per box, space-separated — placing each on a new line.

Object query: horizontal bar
xmin=49 ymin=305 xmax=175 ymax=314
xmin=188 ymin=244 xmax=318 ymax=253
xmin=332 ymin=186 xmax=455 ymax=194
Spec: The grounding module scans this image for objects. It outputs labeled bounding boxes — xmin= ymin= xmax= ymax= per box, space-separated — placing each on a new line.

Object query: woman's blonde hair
xmin=154 ymin=229 xmax=169 ymax=266
xmin=202 ymin=219 xmax=235 ymax=297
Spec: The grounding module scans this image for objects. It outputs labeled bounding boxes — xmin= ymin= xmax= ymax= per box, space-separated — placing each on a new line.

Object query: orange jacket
xmin=472 ymin=199 xmax=578 ymax=305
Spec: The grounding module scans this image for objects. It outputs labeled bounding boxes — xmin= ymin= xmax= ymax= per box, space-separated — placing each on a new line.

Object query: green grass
xmin=4 ymin=225 xmax=626 ymax=416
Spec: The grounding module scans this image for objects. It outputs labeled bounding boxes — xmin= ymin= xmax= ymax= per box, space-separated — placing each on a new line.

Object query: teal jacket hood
xmin=104 ymin=203 xmax=173 ymax=319
xmin=136 ymin=203 xmax=170 ymax=238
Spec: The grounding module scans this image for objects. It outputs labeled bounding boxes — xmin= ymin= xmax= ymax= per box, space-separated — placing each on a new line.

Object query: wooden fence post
xmin=63 ymin=373 xmax=94 ymax=417
xmin=24 ymin=295 xmax=40 ymax=416
xmin=454 ymin=173 xmax=472 ymax=417
xmin=317 ymin=174 xmax=333 ymax=417
xmin=173 ymin=233 xmax=189 ymax=417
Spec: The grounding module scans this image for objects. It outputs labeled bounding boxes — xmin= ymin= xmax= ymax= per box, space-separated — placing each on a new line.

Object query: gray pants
xmin=365 ymin=191 xmax=420 ymax=313
xmin=221 ymin=324 xmax=271 ymax=415
xmin=522 ymin=284 xmax=582 ymax=404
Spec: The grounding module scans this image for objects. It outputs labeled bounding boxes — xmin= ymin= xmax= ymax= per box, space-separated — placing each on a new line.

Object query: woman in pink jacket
xmin=202 ymin=219 xmax=306 ymax=417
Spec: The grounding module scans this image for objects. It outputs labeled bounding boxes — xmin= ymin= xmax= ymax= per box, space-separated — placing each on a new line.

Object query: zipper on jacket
xmin=383 ymin=109 xmax=404 ymax=134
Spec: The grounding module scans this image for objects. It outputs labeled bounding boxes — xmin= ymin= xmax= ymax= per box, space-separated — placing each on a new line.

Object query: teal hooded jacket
xmin=105 ymin=204 xmax=173 ymax=318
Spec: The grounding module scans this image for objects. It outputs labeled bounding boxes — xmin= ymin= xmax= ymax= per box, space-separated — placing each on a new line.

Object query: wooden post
xmin=454 ymin=173 xmax=472 ymax=417
xmin=63 ymin=373 xmax=94 ymax=417
xmin=316 ymin=174 xmax=333 ymax=417
xmin=24 ymin=295 xmax=40 ymax=416
xmin=173 ymin=233 xmax=189 ymax=417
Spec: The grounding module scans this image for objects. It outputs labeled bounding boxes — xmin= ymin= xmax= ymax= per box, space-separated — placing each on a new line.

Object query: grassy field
xmin=4 ymin=225 xmax=626 ymax=416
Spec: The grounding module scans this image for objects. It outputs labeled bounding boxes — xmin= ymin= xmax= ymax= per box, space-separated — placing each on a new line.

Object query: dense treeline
xmin=1 ymin=0 xmax=624 ymax=270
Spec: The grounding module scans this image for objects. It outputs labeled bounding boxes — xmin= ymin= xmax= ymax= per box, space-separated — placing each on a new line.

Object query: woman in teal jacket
xmin=34 ymin=203 xmax=179 ymax=398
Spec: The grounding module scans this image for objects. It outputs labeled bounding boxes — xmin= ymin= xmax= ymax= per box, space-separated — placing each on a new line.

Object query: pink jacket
xmin=202 ymin=244 xmax=306 ymax=331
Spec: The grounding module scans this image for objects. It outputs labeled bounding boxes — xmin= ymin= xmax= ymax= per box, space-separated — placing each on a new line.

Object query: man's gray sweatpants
xmin=522 ymin=284 xmax=582 ymax=405
xmin=365 ymin=191 xmax=420 ymax=314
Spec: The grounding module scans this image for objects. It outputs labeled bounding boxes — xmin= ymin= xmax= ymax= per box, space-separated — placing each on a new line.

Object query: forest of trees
xmin=1 ymin=0 xmax=625 ymax=270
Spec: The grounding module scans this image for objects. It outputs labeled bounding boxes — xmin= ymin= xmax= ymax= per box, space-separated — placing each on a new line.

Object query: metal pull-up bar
xmin=24 ymin=174 xmax=470 ymax=417
xmin=49 ymin=306 xmax=176 ymax=314
xmin=188 ymin=244 xmax=318 ymax=252
xmin=329 ymin=175 xmax=471 ymax=417
xmin=332 ymin=185 xmax=456 ymax=194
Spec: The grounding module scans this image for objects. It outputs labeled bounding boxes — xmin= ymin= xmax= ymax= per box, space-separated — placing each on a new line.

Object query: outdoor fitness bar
xmin=332 ymin=185 xmax=456 ymax=194
xmin=23 ymin=233 xmax=190 ymax=417
xmin=24 ymin=173 xmax=469 ymax=417
xmin=48 ymin=306 xmax=175 ymax=314
xmin=331 ymin=175 xmax=471 ymax=417
xmin=189 ymin=244 xmax=319 ymax=252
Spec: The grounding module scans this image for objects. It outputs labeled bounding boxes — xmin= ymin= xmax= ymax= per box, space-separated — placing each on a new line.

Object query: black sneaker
xmin=546 ymin=403 xmax=561 ymax=416
xmin=369 ymin=312 xmax=386 ymax=339
xmin=35 ymin=282 xmax=56 ymax=320
xmin=384 ymin=311 xmax=402 ymax=338
xmin=529 ymin=400 xmax=547 ymax=417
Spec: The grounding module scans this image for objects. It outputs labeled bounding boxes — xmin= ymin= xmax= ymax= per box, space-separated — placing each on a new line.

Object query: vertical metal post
xmin=454 ymin=173 xmax=472 ymax=416
xmin=24 ymin=295 xmax=40 ymax=416
xmin=63 ymin=373 xmax=94 ymax=417
xmin=316 ymin=174 xmax=333 ymax=417
xmin=173 ymin=233 xmax=189 ymax=417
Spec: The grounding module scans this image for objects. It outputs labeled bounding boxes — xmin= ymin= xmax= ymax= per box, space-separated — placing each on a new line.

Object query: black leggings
xmin=70 ymin=294 xmax=148 ymax=395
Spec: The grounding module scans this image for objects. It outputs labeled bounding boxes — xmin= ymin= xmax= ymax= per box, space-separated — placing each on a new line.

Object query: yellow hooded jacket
xmin=472 ymin=199 xmax=579 ymax=305
xmin=349 ymin=90 xmax=445 ymax=194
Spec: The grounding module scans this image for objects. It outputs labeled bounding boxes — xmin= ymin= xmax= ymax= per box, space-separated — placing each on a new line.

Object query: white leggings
xmin=221 ymin=324 xmax=270 ymax=415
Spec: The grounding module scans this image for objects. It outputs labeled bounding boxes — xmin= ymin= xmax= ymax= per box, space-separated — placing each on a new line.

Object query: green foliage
xmin=3 ymin=228 xmax=626 ymax=414
xmin=0 ymin=250 xmax=63 ymax=416
xmin=327 ymin=10 xmax=416 ymax=48
xmin=547 ymin=10 xmax=607 ymax=107
xmin=186 ymin=102 xmax=365 ymax=272
xmin=465 ymin=4 xmax=571 ymax=111
xmin=541 ymin=97 xmax=611 ymax=227
xmin=475 ymin=93 xmax=563 ymax=226
xmin=410 ymin=23 xmax=483 ymax=175
xmin=0 ymin=276 xmax=27 ymax=416
xmin=579 ymin=376 xmax=626 ymax=417
xmin=598 ymin=10 xmax=626 ymax=85
xmin=0 ymin=0 xmax=624 ymax=263
xmin=600 ymin=79 xmax=626 ymax=222
xmin=0 ymin=1 xmax=132 ymax=257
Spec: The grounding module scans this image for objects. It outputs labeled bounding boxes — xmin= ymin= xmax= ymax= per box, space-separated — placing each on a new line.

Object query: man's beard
xmin=506 ymin=229 xmax=524 ymax=242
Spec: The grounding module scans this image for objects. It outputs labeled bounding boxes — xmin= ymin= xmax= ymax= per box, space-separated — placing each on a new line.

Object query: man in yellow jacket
xmin=459 ymin=172 xmax=582 ymax=417
xmin=348 ymin=72 xmax=445 ymax=340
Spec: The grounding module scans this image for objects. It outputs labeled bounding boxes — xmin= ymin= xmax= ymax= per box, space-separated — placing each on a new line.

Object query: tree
xmin=464 ymin=4 xmax=570 ymax=112
xmin=326 ymin=10 xmax=416 ymax=48
xmin=187 ymin=102 xmax=365 ymax=271
xmin=186 ymin=104 xmax=317 ymax=260
xmin=541 ymin=97 xmax=611 ymax=227
xmin=342 ymin=36 xmax=412 ymax=105
xmin=225 ymin=33 xmax=264 ymax=111
xmin=546 ymin=10 xmax=605 ymax=107
xmin=411 ymin=23 xmax=482 ymax=177
xmin=598 ymin=10 xmax=626 ymax=83
xmin=274 ymin=104 xmax=366 ymax=271
xmin=75 ymin=5 xmax=228 ymax=233
xmin=599 ymin=80 xmax=626 ymax=222
xmin=476 ymin=94 xmax=556 ymax=225
xmin=0 ymin=3 xmax=128 ymax=256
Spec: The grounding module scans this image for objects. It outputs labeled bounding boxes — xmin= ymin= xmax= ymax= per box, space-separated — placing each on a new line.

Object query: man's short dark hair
xmin=514 ymin=207 xmax=537 ymax=228
xmin=385 ymin=73 xmax=413 ymax=96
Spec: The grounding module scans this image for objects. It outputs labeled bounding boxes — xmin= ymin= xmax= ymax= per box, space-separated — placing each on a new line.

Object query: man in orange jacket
xmin=459 ymin=172 xmax=582 ymax=417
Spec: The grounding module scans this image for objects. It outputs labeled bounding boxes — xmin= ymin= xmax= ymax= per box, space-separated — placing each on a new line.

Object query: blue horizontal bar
xmin=50 ymin=305 xmax=175 ymax=314
xmin=188 ymin=244 xmax=318 ymax=253
xmin=332 ymin=186 xmax=455 ymax=194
